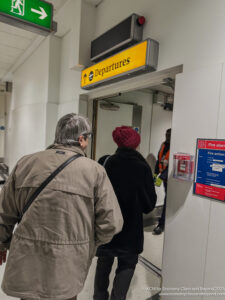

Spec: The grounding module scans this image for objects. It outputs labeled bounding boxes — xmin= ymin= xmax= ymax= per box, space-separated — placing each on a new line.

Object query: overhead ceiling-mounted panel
xmin=91 ymin=13 xmax=145 ymax=62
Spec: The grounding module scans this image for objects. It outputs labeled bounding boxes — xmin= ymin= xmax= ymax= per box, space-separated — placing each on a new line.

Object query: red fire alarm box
xmin=178 ymin=159 xmax=189 ymax=173
xmin=173 ymin=153 xmax=195 ymax=181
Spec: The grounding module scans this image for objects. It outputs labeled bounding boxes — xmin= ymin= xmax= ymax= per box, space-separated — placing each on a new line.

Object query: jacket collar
xmin=116 ymin=147 xmax=137 ymax=155
xmin=115 ymin=147 xmax=146 ymax=162
xmin=47 ymin=144 xmax=86 ymax=156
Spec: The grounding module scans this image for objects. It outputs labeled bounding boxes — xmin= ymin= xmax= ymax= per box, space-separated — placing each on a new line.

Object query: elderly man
xmin=0 ymin=113 xmax=123 ymax=300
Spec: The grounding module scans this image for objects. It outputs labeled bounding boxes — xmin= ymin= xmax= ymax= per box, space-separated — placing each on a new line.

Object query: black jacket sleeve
xmin=140 ymin=164 xmax=157 ymax=214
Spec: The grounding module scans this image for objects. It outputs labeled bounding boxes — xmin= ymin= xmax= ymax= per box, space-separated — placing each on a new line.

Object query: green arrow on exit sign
xmin=0 ymin=0 xmax=54 ymax=34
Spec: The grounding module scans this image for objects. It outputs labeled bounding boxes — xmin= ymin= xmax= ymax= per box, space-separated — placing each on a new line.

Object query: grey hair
xmin=54 ymin=113 xmax=91 ymax=146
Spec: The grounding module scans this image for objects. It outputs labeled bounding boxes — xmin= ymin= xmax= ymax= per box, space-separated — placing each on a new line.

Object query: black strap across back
xmin=19 ymin=153 xmax=82 ymax=222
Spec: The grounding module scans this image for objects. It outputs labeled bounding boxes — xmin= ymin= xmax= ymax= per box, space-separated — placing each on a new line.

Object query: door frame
xmin=79 ymin=64 xmax=183 ymax=282
xmin=79 ymin=65 xmax=183 ymax=158
xmin=92 ymin=99 xmax=142 ymax=160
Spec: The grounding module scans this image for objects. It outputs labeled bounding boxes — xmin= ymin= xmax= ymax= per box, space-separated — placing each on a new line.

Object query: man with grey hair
xmin=0 ymin=113 xmax=123 ymax=300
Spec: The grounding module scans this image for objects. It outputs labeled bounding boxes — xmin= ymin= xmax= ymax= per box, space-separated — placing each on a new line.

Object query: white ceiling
xmin=0 ymin=23 xmax=36 ymax=80
xmin=0 ymin=0 xmax=69 ymax=81
xmin=0 ymin=0 xmax=104 ymax=82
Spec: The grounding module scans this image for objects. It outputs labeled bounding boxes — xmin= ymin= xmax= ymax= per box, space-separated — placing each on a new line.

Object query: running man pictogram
xmin=11 ymin=0 xmax=25 ymax=16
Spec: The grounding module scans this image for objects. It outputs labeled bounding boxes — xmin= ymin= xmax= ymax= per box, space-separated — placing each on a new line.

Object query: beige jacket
xmin=0 ymin=145 xmax=123 ymax=300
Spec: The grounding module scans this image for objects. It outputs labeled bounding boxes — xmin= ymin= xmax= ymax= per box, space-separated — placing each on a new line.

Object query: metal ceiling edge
xmin=80 ymin=65 xmax=183 ymax=101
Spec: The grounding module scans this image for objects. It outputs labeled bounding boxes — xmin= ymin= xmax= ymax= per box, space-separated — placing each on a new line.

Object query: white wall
xmin=56 ymin=0 xmax=97 ymax=117
xmin=46 ymin=36 xmax=61 ymax=146
xmin=54 ymin=0 xmax=96 ymax=70
xmin=58 ymin=30 xmax=82 ymax=118
xmin=95 ymin=101 xmax=133 ymax=161
xmin=5 ymin=36 xmax=61 ymax=170
xmin=162 ymin=65 xmax=223 ymax=300
xmin=6 ymin=38 xmax=49 ymax=170
xmin=95 ymin=0 xmax=225 ymax=72
xmin=4 ymin=92 xmax=11 ymax=165
xmin=115 ymin=91 xmax=153 ymax=158
xmin=0 ymin=94 xmax=5 ymax=159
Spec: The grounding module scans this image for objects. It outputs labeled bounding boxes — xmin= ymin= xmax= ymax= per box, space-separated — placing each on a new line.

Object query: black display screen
xmin=91 ymin=16 xmax=132 ymax=59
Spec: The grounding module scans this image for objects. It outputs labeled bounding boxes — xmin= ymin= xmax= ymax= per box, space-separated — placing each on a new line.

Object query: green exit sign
xmin=0 ymin=0 xmax=56 ymax=35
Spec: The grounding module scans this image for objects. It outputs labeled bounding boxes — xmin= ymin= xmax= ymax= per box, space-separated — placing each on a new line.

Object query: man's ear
xmin=78 ymin=135 xmax=83 ymax=145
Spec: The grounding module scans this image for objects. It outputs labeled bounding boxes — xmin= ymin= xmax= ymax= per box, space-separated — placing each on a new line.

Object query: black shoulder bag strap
xmin=19 ymin=153 xmax=83 ymax=222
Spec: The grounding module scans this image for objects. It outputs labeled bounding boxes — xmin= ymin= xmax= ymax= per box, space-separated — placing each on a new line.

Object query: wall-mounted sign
xmin=0 ymin=0 xmax=55 ymax=36
xmin=173 ymin=153 xmax=195 ymax=181
xmin=81 ymin=39 xmax=159 ymax=90
xmin=194 ymin=139 xmax=225 ymax=201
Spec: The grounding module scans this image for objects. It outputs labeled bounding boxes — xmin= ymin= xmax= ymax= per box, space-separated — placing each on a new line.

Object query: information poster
xmin=194 ymin=139 xmax=225 ymax=201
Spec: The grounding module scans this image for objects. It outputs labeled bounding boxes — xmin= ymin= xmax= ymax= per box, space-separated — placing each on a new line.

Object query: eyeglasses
xmin=83 ymin=132 xmax=92 ymax=139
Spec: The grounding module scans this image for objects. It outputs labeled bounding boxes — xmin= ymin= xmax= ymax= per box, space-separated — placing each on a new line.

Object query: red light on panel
xmin=137 ymin=16 xmax=146 ymax=26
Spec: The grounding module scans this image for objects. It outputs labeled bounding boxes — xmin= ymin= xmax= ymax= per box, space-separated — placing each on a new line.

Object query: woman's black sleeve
xmin=139 ymin=164 xmax=157 ymax=214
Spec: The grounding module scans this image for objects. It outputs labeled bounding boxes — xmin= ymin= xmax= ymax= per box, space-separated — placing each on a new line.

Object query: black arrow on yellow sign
xmin=83 ymin=73 xmax=87 ymax=84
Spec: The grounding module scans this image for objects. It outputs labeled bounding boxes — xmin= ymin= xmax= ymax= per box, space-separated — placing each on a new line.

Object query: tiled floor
xmin=78 ymin=257 xmax=161 ymax=300
xmin=0 ymin=261 xmax=160 ymax=300
xmin=79 ymin=230 xmax=164 ymax=299
xmin=143 ymin=229 xmax=164 ymax=269
xmin=0 ymin=265 xmax=14 ymax=300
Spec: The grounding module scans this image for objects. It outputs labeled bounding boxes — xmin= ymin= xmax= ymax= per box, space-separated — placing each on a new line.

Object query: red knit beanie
xmin=112 ymin=126 xmax=141 ymax=149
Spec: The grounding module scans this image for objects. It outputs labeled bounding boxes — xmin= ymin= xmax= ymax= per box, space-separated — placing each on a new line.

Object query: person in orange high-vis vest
xmin=153 ymin=128 xmax=171 ymax=235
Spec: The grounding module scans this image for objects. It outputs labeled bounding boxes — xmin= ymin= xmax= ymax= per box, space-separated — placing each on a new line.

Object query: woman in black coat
xmin=94 ymin=126 xmax=157 ymax=300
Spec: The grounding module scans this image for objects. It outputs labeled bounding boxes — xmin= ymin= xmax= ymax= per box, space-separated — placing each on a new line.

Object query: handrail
xmin=138 ymin=255 xmax=162 ymax=278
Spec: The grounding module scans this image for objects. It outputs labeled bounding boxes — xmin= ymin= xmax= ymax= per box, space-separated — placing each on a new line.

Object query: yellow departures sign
xmin=81 ymin=40 xmax=150 ymax=89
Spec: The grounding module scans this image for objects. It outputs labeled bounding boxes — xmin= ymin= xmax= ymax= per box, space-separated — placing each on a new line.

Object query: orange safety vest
xmin=158 ymin=143 xmax=170 ymax=173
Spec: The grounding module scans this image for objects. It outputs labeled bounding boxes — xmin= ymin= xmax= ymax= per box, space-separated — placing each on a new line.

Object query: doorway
xmin=92 ymin=98 xmax=142 ymax=161
xmin=79 ymin=65 xmax=182 ymax=299
xmin=92 ymin=85 xmax=173 ymax=259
